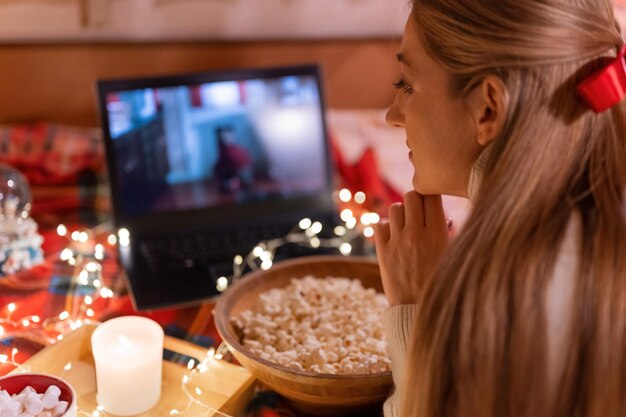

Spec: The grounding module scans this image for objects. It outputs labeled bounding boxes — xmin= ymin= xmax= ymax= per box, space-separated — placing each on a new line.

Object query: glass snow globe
xmin=0 ymin=163 xmax=43 ymax=278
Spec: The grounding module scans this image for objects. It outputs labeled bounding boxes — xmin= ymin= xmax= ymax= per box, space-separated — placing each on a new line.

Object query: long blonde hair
xmin=402 ymin=1 xmax=626 ymax=416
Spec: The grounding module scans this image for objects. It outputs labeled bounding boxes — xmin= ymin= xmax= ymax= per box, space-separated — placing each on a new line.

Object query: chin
xmin=412 ymin=176 xmax=445 ymax=196
xmin=411 ymin=176 xmax=427 ymax=194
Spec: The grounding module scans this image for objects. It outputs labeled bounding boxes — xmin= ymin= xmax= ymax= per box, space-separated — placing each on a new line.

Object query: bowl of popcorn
xmin=214 ymin=255 xmax=392 ymax=416
xmin=0 ymin=373 xmax=76 ymax=417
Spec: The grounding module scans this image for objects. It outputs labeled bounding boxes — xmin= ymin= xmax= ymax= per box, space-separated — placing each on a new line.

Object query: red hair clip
xmin=577 ymin=45 xmax=626 ymax=113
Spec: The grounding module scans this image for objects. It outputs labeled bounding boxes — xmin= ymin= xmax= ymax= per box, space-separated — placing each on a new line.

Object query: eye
xmin=393 ymin=77 xmax=413 ymax=95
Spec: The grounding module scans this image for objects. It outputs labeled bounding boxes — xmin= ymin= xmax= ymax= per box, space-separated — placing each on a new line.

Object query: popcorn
xmin=0 ymin=386 xmax=68 ymax=417
xmin=232 ymin=276 xmax=391 ymax=375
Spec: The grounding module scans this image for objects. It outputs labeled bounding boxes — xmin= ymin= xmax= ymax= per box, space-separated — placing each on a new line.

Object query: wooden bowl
xmin=214 ymin=255 xmax=392 ymax=416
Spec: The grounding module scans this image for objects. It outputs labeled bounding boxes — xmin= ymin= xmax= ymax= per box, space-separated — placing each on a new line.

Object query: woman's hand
xmin=375 ymin=191 xmax=449 ymax=306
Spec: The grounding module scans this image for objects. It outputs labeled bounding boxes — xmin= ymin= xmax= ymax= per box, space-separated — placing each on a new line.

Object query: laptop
xmin=97 ymin=65 xmax=339 ymax=311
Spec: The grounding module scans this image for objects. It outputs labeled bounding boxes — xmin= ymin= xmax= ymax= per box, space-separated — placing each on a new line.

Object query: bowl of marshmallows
xmin=0 ymin=373 xmax=75 ymax=417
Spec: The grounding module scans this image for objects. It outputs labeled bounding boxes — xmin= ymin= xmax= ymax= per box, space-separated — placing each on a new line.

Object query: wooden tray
xmin=10 ymin=324 xmax=256 ymax=417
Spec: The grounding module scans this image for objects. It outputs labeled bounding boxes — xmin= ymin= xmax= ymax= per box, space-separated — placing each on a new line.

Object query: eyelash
xmin=393 ymin=77 xmax=413 ymax=94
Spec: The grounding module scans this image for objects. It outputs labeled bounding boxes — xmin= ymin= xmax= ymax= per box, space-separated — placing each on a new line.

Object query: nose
xmin=385 ymin=96 xmax=405 ymax=127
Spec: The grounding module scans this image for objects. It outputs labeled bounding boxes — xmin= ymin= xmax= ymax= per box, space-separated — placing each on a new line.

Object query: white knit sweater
xmin=382 ymin=212 xmax=581 ymax=416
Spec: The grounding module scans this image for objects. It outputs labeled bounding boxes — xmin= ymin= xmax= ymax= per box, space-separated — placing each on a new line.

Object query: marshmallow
xmin=9 ymin=394 xmax=24 ymax=405
xmin=0 ymin=385 xmax=67 ymax=417
xmin=18 ymin=388 xmax=35 ymax=397
xmin=42 ymin=387 xmax=59 ymax=400
xmin=40 ymin=394 xmax=56 ymax=410
xmin=23 ymin=394 xmax=43 ymax=415
xmin=52 ymin=401 xmax=68 ymax=417
xmin=0 ymin=390 xmax=11 ymax=401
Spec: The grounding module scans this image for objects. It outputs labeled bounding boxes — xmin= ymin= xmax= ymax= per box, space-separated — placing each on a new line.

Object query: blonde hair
xmin=402 ymin=1 xmax=626 ymax=416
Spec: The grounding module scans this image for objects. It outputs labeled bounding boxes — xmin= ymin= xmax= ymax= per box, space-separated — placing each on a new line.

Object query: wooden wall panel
xmin=0 ymin=39 xmax=401 ymax=127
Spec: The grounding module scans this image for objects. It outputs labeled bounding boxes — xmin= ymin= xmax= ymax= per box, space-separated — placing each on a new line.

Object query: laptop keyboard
xmin=139 ymin=222 xmax=299 ymax=271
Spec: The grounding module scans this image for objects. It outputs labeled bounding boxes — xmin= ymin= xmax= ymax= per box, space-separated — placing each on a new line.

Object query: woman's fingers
xmin=375 ymin=192 xmax=450 ymax=306
xmin=403 ymin=191 xmax=424 ymax=230
xmin=374 ymin=219 xmax=390 ymax=248
xmin=388 ymin=202 xmax=405 ymax=236
xmin=422 ymin=194 xmax=446 ymax=229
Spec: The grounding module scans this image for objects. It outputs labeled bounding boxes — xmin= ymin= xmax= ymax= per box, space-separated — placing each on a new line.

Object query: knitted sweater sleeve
xmin=382 ymin=304 xmax=420 ymax=417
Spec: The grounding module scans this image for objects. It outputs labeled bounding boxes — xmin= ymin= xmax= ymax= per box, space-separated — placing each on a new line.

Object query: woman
xmin=375 ymin=0 xmax=626 ymax=416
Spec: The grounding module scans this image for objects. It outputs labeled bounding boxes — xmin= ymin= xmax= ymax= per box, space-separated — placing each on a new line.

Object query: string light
xmin=354 ymin=191 xmax=366 ymax=204
xmin=2 ymin=190 xmax=381 ymax=417
xmin=202 ymin=189 xmax=380 ymax=296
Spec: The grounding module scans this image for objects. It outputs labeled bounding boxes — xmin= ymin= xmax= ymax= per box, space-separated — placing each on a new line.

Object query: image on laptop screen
xmin=103 ymin=71 xmax=328 ymax=218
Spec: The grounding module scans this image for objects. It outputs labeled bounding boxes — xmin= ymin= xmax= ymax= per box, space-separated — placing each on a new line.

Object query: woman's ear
xmin=467 ymin=75 xmax=507 ymax=146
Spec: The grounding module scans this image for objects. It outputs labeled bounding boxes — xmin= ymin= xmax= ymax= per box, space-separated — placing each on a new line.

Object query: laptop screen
xmin=98 ymin=66 xmax=334 ymax=229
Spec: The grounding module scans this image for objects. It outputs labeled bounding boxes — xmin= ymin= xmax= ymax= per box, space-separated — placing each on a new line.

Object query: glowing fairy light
xmin=299 ymin=218 xmax=312 ymax=229
xmin=363 ymin=226 xmax=375 ymax=238
xmin=261 ymin=260 xmax=272 ymax=270
xmin=7 ymin=303 xmax=16 ymax=313
xmin=339 ymin=188 xmax=352 ymax=202
xmin=31 ymin=315 xmax=40 ymax=323
xmin=79 ymin=231 xmax=89 ymax=243
xmin=84 ymin=295 xmax=93 ymax=305
xmin=310 ymin=237 xmax=320 ymax=248
xmin=187 ymin=359 xmax=195 ymax=370
xmin=354 ymin=191 xmax=366 ymax=204
xmin=60 ymin=248 xmax=74 ymax=261
xmin=360 ymin=213 xmax=372 ymax=225
xmin=78 ymin=270 xmax=89 ymax=285
xmin=310 ymin=221 xmax=323 ymax=235
xmin=118 ymin=228 xmax=130 ymax=247
xmin=215 ymin=277 xmax=228 ymax=292
xmin=346 ymin=217 xmax=358 ymax=229
xmin=234 ymin=255 xmax=243 ymax=265
xmin=340 ymin=243 xmax=352 ymax=255
xmin=86 ymin=309 xmax=95 ymax=317
xmin=334 ymin=226 xmax=347 ymax=236
xmin=59 ymin=311 xmax=70 ymax=320
xmin=107 ymin=234 xmax=117 ymax=245
xmin=71 ymin=231 xmax=80 ymax=241
xmin=57 ymin=224 xmax=67 ymax=236
xmin=21 ymin=319 xmax=29 ymax=327
xmin=100 ymin=288 xmax=114 ymax=298
xmin=252 ymin=246 xmax=264 ymax=257
xmin=340 ymin=209 xmax=353 ymax=222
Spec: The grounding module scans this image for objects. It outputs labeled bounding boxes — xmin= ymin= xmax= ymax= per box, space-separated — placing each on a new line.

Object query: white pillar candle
xmin=91 ymin=316 xmax=164 ymax=416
